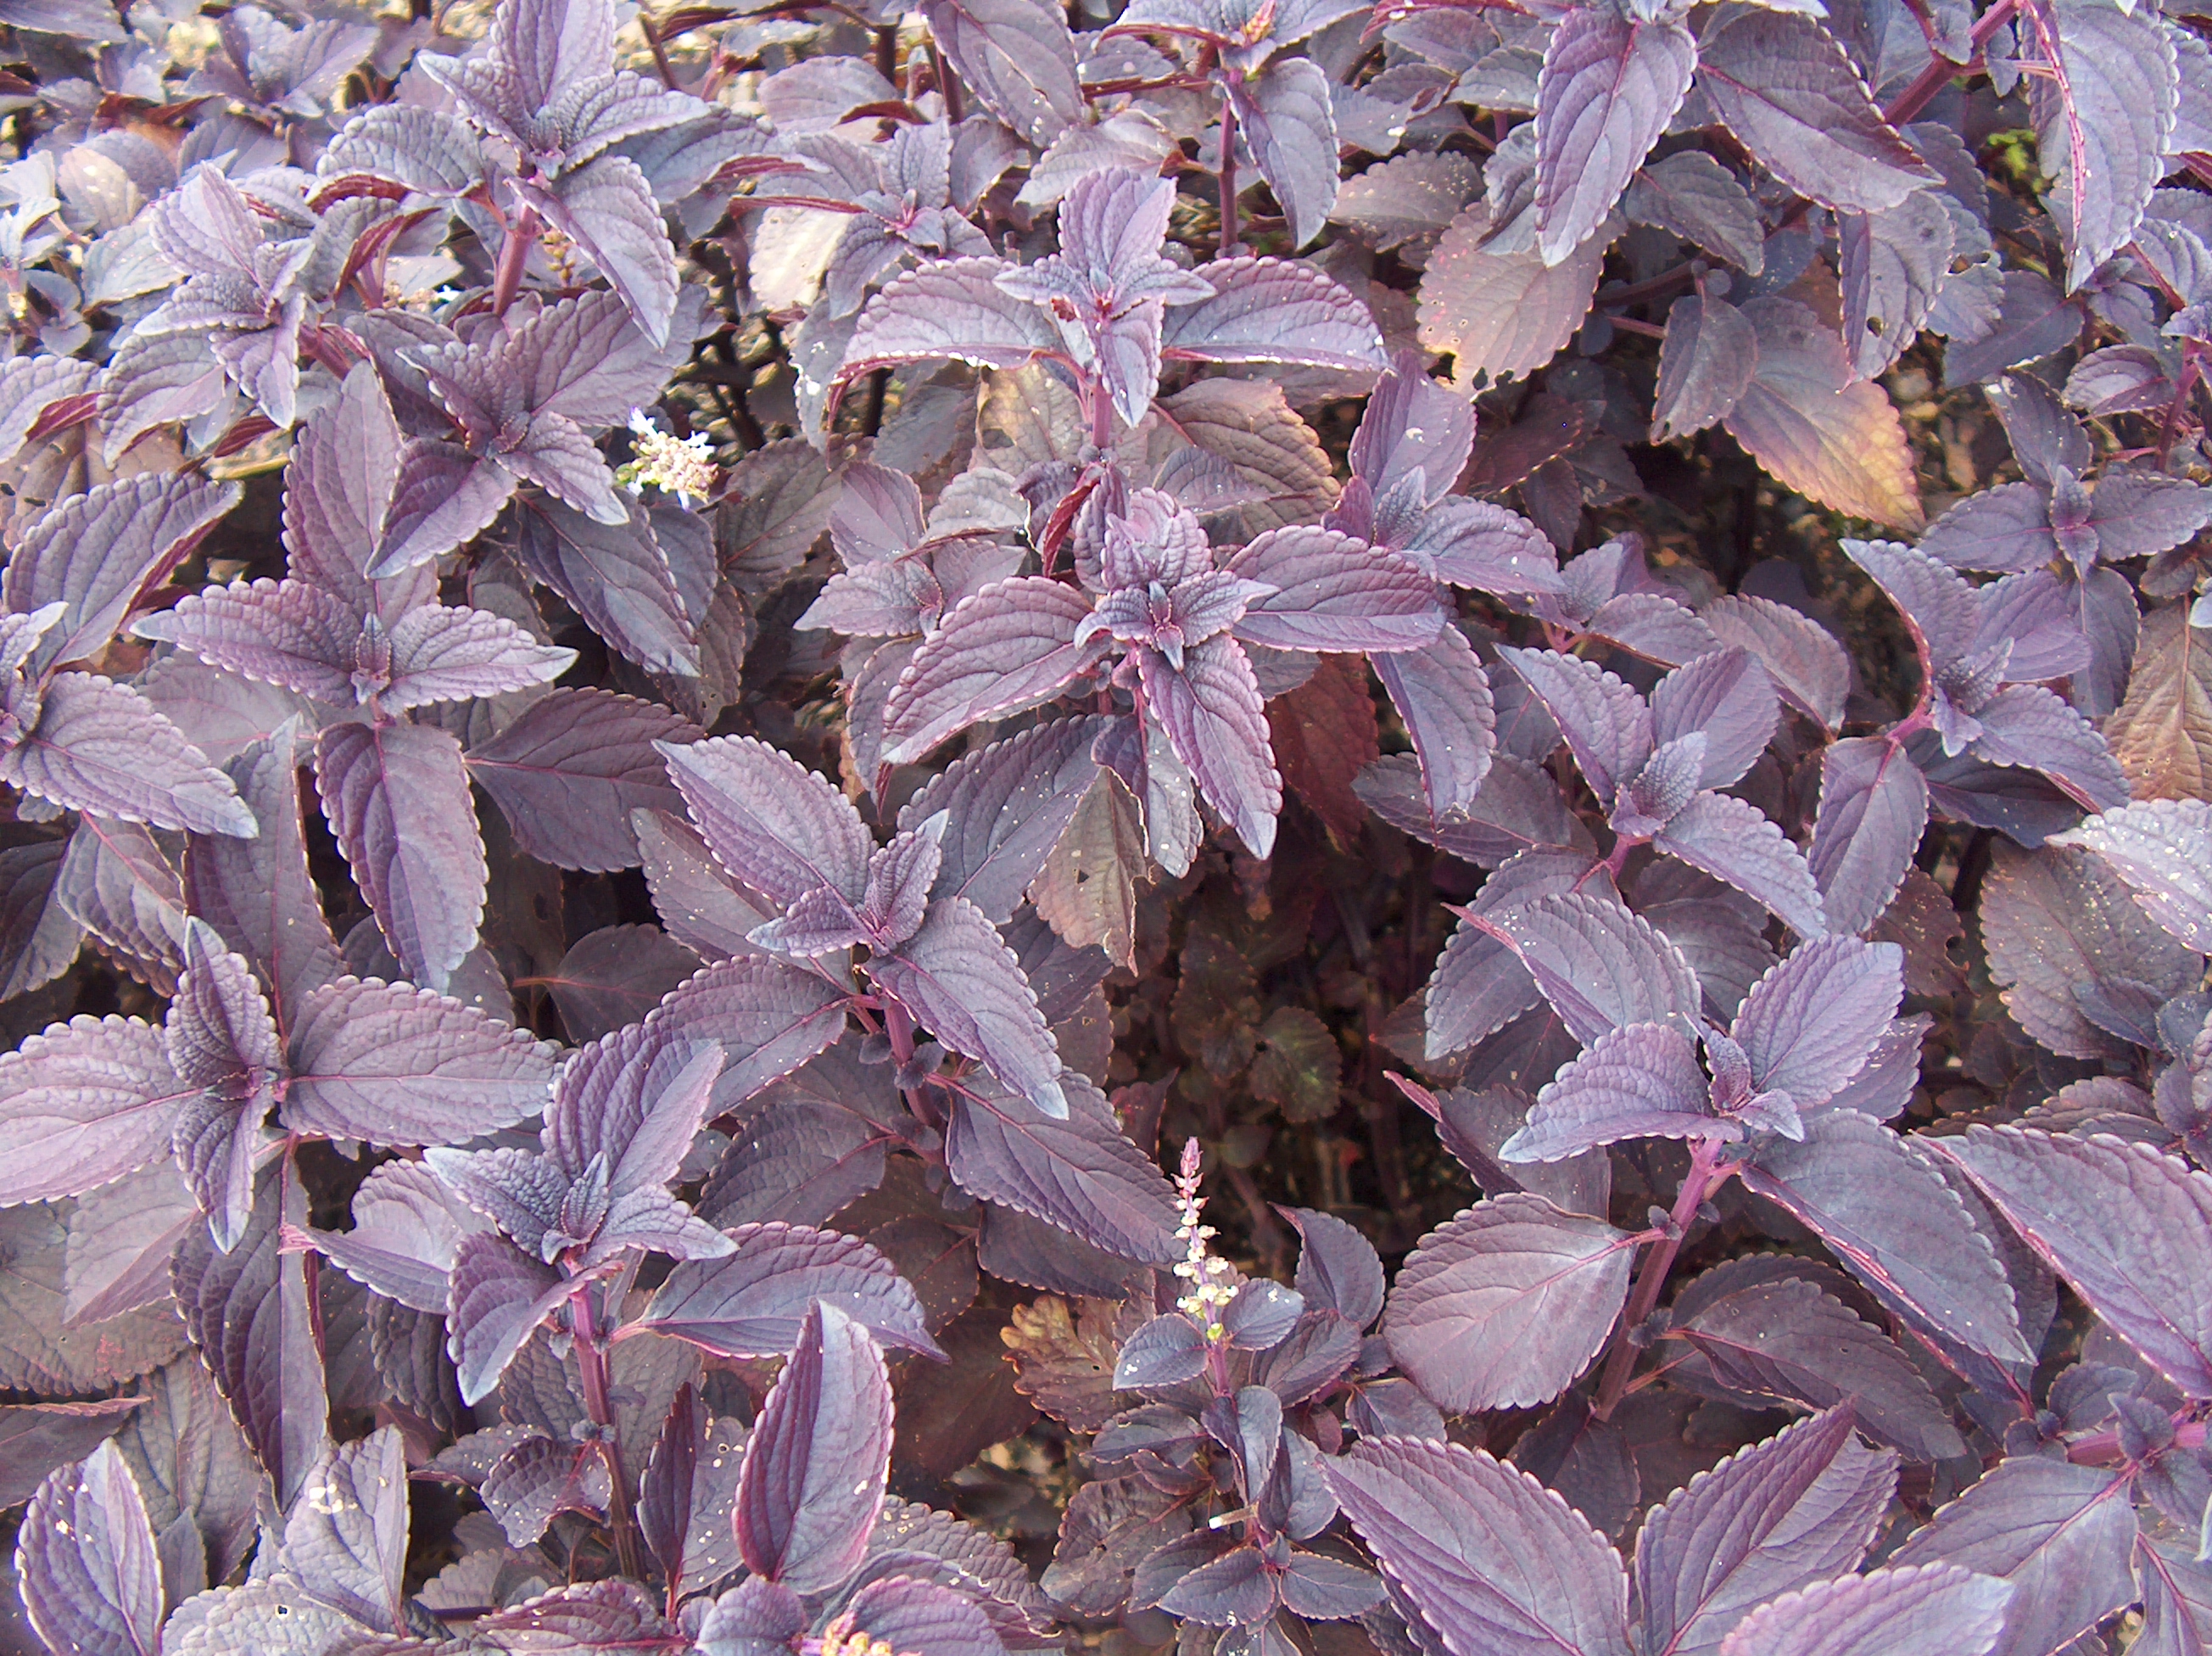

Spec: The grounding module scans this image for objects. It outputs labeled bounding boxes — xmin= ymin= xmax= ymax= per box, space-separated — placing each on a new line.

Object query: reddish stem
xmin=570 ymin=1282 xmax=642 ymax=1579
xmin=1593 ymin=1138 xmax=1730 ymax=1419
xmin=491 ymin=203 xmax=539 ymax=320
xmin=1218 ymin=91 xmax=1240 ymax=260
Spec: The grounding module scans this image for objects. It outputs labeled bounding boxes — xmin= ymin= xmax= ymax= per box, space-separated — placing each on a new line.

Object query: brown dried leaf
xmin=1249 ymin=1006 xmax=1343 ymax=1122
xmin=2108 ymin=604 xmax=2212 ymax=802
xmin=1723 ymin=297 xmax=1923 ymax=530
xmin=1029 ymin=771 xmax=1147 ymax=972
xmin=1001 ymin=1294 xmax=1125 ymax=1431
xmin=1171 ymin=920 xmax=1263 ymax=1077
xmin=1268 ymin=654 xmax=1382 ymax=846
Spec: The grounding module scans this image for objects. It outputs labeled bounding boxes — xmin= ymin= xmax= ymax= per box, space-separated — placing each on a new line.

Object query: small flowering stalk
xmin=617 ymin=409 xmax=718 ymax=506
xmin=1171 ymin=1138 xmax=1238 ymax=1388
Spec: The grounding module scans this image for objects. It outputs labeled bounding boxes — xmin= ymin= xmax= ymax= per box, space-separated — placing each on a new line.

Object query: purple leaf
xmin=483 ymin=1434 xmax=612 ymax=1547
xmin=1533 ymin=9 xmax=1695 ymax=265
xmin=1651 ymin=649 xmax=1779 ymax=792
xmin=137 ymin=578 xmax=358 ymax=705
xmin=637 ymin=1386 xmax=747 ymax=1601
xmin=381 ymin=606 xmax=575 ymax=710
xmin=374 ymin=442 xmax=517 ymax=577
xmin=634 ymin=807 xmax=779 ymax=962
xmin=659 ymin=732 xmax=871 ymax=907
xmin=1979 ymin=840 xmax=2199 ymax=1060
xmin=1653 ymin=294 xmax=1760 ymax=442
xmin=523 ymin=155 xmax=680 ymax=347
xmin=1496 ymin=646 xmax=1653 ymax=809
xmin=869 ymin=896 xmax=1065 ymax=1116
xmin=645 ymin=956 xmax=851 ymax=1111
xmin=461 ymin=1580 xmax=677 ymax=1650
xmin=1351 ymin=354 xmax=1477 ymax=506
xmin=513 ymin=497 xmax=699 ymax=677
xmin=640 ymin=1220 xmax=941 ymax=1358
xmin=1417 ymin=199 xmax=1609 ymax=384
xmin=840 ymin=1575 xmax=1007 ymax=1654
xmin=282 ymin=361 xmax=423 ymax=623
xmin=2021 ymin=0 xmax=2176 ymax=290
xmin=1282 ymin=1206 xmax=1386 ymax=1329
xmin=1890 ymin=1457 xmax=2138 ymax=1656
xmin=919 ymin=0 xmax=1080 ymax=144
xmin=16 ymin=1440 xmax=164 ymax=1656
xmin=0 ymin=1399 xmax=146 ymax=1510
xmin=0 ymin=1014 xmax=186 ymax=1206
xmin=1653 ymin=792 xmax=1829 ymax=940
xmin=171 ymin=1164 xmax=328 ymax=1505
xmin=899 ymin=716 xmax=1104 ymax=921
xmin=1807 ymin=736 xmax=1930 ymax=936
xmin=1919 ymin=483 xmax=2060 ymax=574
xmin=2137 ymin=1541 xmax=2212 ymax=1656
xmin=1931 ymin=1127 xmax=2212 ymax=1398
xmin=1966 ymin=684 xmax=2128 ymax=813
xmin=550 ymin=1027 xmax=723 ymax=1196
xmin=1232 ymin=58 xmax=1341 ymax=250
xmin=1722 ymin=301 xmax=1924 ymax=532
xmin=444 ymin=1231 xmax=568 ymax=1405
xmin=315 ymin=719 xmax=485 ymax=993
xmin=1741 ymin=1111 xmax=2030 ymax=1362
xmin=468 ymin=689 xmax=699 ymax=874
xmin=734 ymin=1300 xmax=892 ymax=1593
xmin=0 ymin=355 xmax=96 ymax=471
xmin=1714 ymin=1563 xmax=2012 ymax=1656
xmin=1674 ymin=1278 xmax=1968 ymax=1460
xmin=1321 ymin=1436 xmax=1633 ymax=1656
xmin=840 ymin=256 xmax=1061 ymax=389
xmin=283 ymin=976 xmax=556 ymax=1146
xmin=1469 ymin=890 xmax=1703 ymax=1049
xmin=1226 ymin=527 xmax=1440 ymax=655
xmin=1623 ymin=151 xmax=1766 ymax=270
xmin=1160 ymin=256 xmax=1388 ymax=373
xmin=0 ymin=837 xmax=81 ymax=1004
xmin=182 ymin=722 xmax=343 ymax=1034
xmin=308 ymin=1160 xmax=493 ymax=1313
xmin=1732 ymin=937 xmax=1904 ymax=1111
xmin=1501 ymin=1021 xmax=1718 ymax=1163
xmin=1382 ymin=1193 xmax=1638 ymax=1412
xmin=4 ymin=473 xmax=239 ymax=678
xmin=1373 ymin=625 xmax=1500 ymax=820
xmin=1139 ymin=638 xmax=1282 ymax=860
xmin=1696 ymin=9 xmax=1936 ymax=214
xmin=1700 ymin=596 xmax=1850 ymax=734
xmin=2054 ymin=798 xmax=2212 ymax=952
xmin=943 ymin=1071 xmax=1179 ymax=1262
xmin=276 ymin=1428 xmax=409 ymax=1634
xmin=696 ymin=1577 xmax=807 ymax=1655
xmin=880 ymin=577 xmax=1104 ymax=768
xmin=3 ymin=674 xmax=254 ymax=836
xmin=1634 ymin=1408 xmax=1898 ymax=1656
xmin=1840 ymin=189 xmax=1956 ymax=380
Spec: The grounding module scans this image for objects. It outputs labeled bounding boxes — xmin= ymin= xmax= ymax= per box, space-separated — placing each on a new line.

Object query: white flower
xmin=617 ymin=407 xmax=718 ymax=507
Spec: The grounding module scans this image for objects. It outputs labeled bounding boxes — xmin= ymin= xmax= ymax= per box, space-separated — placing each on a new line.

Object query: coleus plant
xmin=11 ymin=0 xmax=2212 ymax=1642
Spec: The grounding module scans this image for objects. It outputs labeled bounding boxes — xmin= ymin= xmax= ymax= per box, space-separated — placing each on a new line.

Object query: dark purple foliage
xmin=3 ymin=0 xmax=2211 ymax=1648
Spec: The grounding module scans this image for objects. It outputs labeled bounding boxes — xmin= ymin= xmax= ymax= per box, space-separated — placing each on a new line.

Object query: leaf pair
xmin=835 ymin=164 xmax=1387 ymax=432
xmin=1325 ymin=1412 xmax=2009 ymax=1656
xmin=424 ymin=1023 xmax=730 ymax=1401
xmin=885 ymin=486 xmax=1438 ymax=859
xmin=1500 ymin=642 xmax=1824 ymax=935
xmin=0 ymin=919 xmax=556 ymax=1251
xmin=0 ymin=473 xmax=254 ymax=838
xmin=1500 ymin=935 xmax=1908 ymax=1160
xmin=662 ymin=732 xmax=1071 ymax=1115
